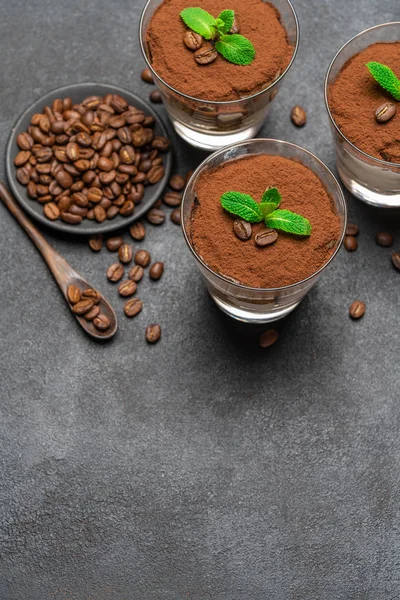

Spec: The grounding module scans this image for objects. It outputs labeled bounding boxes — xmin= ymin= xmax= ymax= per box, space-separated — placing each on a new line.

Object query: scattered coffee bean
xmin=170 ymin=208 xmax=181 ymax=225
xmin=129 ymin=264 xmax=144 ymax=282
xmin=130 ymin=221 xmax=146 ymax=241
xmin=88 ymin=235 xmax=103 ymax=252
xmin=147 ymin=207 xmax=165 ymax=225
xmin=233 ymin=219 xmax=252 ymax=241
xmin=169 ymin=174 xmax=186 ymax=191
xmin=195 ymin=42 xmax=218 ymax=65
xmin=150 ymin=90 xmax=162 ymax=104
xmin=93 ymin=314 xmax=111 ymax=331
xmin=67 ymin=284 xmax=81 ymax=304
xmin=124 ymin=298 xmax=143 ymax=318
xmin=118 ymin=243 xmax=133 ymax=264
xmin=118 ymin=279 xmax=137 ymax=297
xmin=392 ymin=251 xmax=400 ymax=271
xmin=106 ymin=236 xmax=124 ymax=251
xmin=84 ymin=305 xmax=100 ymax=321
xmin=135 ymin=249 xmax=151 ymax=267
xmin=72 ymin=298 xmax=94 ymax=315
xmin=149 ymin=262 xmax=164 ymax=281
xmin=375 ymin=102 xmax=396 ymax=124
xmin=141 ymin=68 xmax=154 ymax=84
xmin=163 ymin=191 xmax=182 ymax=207
xmin=183 ymin=31 xmax=203 ymax=51
xmin=259 ymin=329 xmax=279 ymax=348
xmin=346 ymin=223 xmax=359 ymax=236
xmin=107 ymin=262 xmax=124 ymax=282
xmin=375 ymin=232 xmax=394 ymax=247
xmin=146 ymin=324 xmax=161 ymax=344
xmin=349 ymin=300 xmax=366 ymax=320
xmin=254 ymin=227 xmax=278 ymax=247
xmin=291 ymin=105 xmax=306 ymax=127
xmin=344 ymin=235 xmax=358 ymax=252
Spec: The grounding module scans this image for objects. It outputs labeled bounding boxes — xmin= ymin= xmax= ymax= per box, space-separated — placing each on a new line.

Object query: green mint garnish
xmin=220 ymin=187 xmax=312 ymax=237
xmin=366 ymin=62 xmax=400 ymax=101
xmin=180 ymin=8 xmax=255 ymax=66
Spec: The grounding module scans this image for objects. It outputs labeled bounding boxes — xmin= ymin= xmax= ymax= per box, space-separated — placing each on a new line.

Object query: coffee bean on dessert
xmin=147 ymin=208 xmax=165 ymax=225
xmin=118 ymin=279 xmax=137 ymax=297
xmin=183 ymin=31 xmax=203 ymax=51
xmin=146 ymin=324 xmax=161 ymax=344
xmin=124 ymin=298 xmax=143 ymax=318
xmin=375 ymin=232 xmax=394 ymax=247
xmin=141 ymin=68 xmax=154 ymax=84
xmin=259 ymin=329 xmax=279 ymax=348
xmin=149 ymin=261 xmax=164 ymax=281
xmin=118 ymin=244 xmax=133 ymax=264
xmin=169 ymin=174 xmax=185 ymax=191
xmin=195 ymin=42 xmax=218 ymax=65
xmin=93 ymin=314 xmax=111 ymax=331
xmin=345 ymin=223 xmax=359 ymax=236
xmin=254 ymin=227 xmax=278 ymax=247
xmin=72 ymin=298 xmax=94 ymax=315
xmin=375 ymin=102 xmax=396 ymax=124
xmin=170 ymin=208 xmax=181 ymax=225
xmin=128 ymin=264 xmax=144 ymax=282
xmin=107 ymin=262 xmax=124 ymax=282
xmin=88 ymin=235 xmax=103 ymax=252
xmin=106 ymin=236 xmax=123 ymax=252
xmin=291 ymin=105 xmax=307 ymax=127
xmin=344 ymin=235 xmax=358 ymax=251
xmin=349 ymin=300 xmax=366 ymax=320
xmin=163 ymin=191 xmax=182 ymax=207
xmin=150 ymin=90 xmax=162 ymax=104
xmin=84 ymin=305 xmax=100 ymax=321
xmin=233 ymin=219 xmax=252 ymax=241
xmin=67 ymin=284 xmax=81 ymax=304
xmin=391 ymin=251 xmax=400 ymax=271
xmin=130 ymin=221 xmax=146 ymax=241
xmin=135 ymin=249 xmax=151 ymax=267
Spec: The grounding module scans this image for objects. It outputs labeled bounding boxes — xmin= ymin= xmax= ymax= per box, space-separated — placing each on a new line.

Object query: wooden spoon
xmin=0 ymin=181 xmax=117 ymax=341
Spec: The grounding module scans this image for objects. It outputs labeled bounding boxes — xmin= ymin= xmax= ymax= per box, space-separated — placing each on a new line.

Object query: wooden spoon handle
xmin=0 ymin=181 xmax=80 ymax=293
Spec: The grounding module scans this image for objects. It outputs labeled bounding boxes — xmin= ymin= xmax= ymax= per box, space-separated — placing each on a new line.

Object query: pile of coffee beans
xmin=15 ymin=93 xmax=170 ymax=224
xmin=67 ymin=284 xmax=111 ymax=331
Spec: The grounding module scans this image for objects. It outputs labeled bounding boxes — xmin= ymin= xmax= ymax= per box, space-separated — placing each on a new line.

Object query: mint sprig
xmin=366 ymin=62 xmax=400 ymax=101
xmin=220 ymin=187 xmax=312 ymax=237
xmin=180 ymin=8 xmax=255 ymax=66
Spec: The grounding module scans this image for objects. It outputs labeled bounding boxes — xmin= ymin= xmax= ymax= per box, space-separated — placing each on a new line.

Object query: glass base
xmin=172 ymin=119 xmax=264 ymax=152
xmin=210 ymin=291 xmax=302 ymax=323
xmin=338 ymin=164 xmax=400 ymax=208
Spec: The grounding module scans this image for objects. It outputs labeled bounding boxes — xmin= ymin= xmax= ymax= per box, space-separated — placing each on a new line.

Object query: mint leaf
xmin=261 ymin=187 xmax=281 ymax=206
xmin=259 ymin=202 xmax=277 ymax=219
xmin=366 ymin=62 xmax=400 ymax=101
xmin=265 ymin=209 xmax=311 ymax=236
xmin=215 ymin=34 xmax=255 ymax=66
xmin=180 ymin=7 xmax=216 ymax=40
xmin=220 ymin=192 xmax=262 ymax=223
xmin=216 ymin=10 xmax=235 ymax=34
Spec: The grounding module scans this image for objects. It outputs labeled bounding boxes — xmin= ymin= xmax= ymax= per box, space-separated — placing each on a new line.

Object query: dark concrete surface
xmin=0 ymin=1 xmax=399 ymax=599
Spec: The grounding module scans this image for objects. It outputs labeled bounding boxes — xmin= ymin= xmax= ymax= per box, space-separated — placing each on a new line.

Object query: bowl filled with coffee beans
xmin=6 ymin=82 xmax=173 ymax=235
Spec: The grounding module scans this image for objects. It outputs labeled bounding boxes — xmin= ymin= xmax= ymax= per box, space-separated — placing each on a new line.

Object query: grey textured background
xmin=0 ymin=1 xmax=399 ymax=599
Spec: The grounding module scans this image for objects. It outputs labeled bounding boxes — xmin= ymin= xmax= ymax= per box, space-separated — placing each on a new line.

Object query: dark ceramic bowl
xmin=5 ymin=82 xmax=173 ymax=236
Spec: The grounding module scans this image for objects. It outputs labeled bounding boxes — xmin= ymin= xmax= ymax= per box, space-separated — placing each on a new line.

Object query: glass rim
xmin=181 ymin=138 xmax=348 ymax=294
xmin=324 ymin=21 xmax=400 ymax=169
xmin=139 ymin=0 xmax=300 ymax=106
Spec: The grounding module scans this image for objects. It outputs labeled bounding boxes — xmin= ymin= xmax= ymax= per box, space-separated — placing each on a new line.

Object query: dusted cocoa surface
xmin=146 ymin=0 xmax=293 ymax=101
xmin=328 ymin=41 xmax=400 ymax=162
xmin=190 ymin=154 xmax=341 ymax=288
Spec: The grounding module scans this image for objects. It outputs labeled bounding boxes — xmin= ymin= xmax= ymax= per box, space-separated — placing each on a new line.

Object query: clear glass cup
xmin=325 ymin=22 xmax=400 ymax=208
xmin=139 ymin=0 xmax=299 ymax=151
xmin=181 ymin=139 xmax=347 ymax=323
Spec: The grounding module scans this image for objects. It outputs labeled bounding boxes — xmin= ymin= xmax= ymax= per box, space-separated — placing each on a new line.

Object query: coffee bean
xmin=169 ymin=174 xmax=185 ymax=191
xmin=72 ymin=298 xmax=94 ymax=315
xmin=183 ymin=31 xmax=203 ymax=51
xmin=259 ymin=329 xmax=279 ymax=348
xmin=233 ymin=219 xmax=252 ymax=241
xmin=87 ymin=187 xmax=103 ymax=203
xmin=124 ymin=298 xmax=143 ymax=318
xmin=67 ymin=284 xmax=81 ymax=304
xmin=97 ymin=156 xmax=114 ymax=172
xmin=150 ymin=90 xmax=162 ymax=104
xmin=88 ymin=235 xmax=103 ymax=252
xmin=55 ymin=167 xmax=73 ymax=189
xmin=141 ymin=68 xmax=154 ymax=84
xmin=94 ymin=205 xmax=107 ymax=222
xmin=44 ymin=202 xmax=60 ymax=221
xmin=128 ymin=265 xmax=144 ymax=282
xmin=93 ymin=314 xmax=111 ymax=331
xmin=254 ymin=227 xmax=278 ymax=247
xmin=106 ymin=236 xmax=123 ymax=252
xmin=346 ymin=223 xmax=359 ymax=236
xmin=135 ymin=249 xmax=151 ymax=267
xmin=118 ymin=244 xmax=133 ymax=264
xmin=14 ymin=150 xmax=31 ymax=167
xmin=17 ymin=132 xmax=34 ymax=151
xmin=152 ymin=136 xmax=170 ymax=151
xmin=375 ymin=102 xmax=396 ymax=124
xmin=146 ymin=324 xmax=161 ymax=344
xmin=349 ymin=300 xmax=366 ymax=320
xmin=106 ymin=205 xmax=119 ymax=219
xmin=130 ymin=221 xmax=146 ymax=241
xmin=118 ymin=279 xmax=137 ymax=297
xmin=344 ymin=235 xmax=358 ymax=251
xmin=82 ymin=288 xmax=101 ymax=304
xmin=392 ymin=251 xmax=400 ymax=271
xmin=375 ymin=232 xmax=394 ymax=247
xmin=148 ymin=165 xmax=165 ymax=184
xmin=72 ymin=192 xmax=88 ymax=207
xmin=66 ymin=142 xmax=80 ymax=161
xmin=195 ymin=42 xmax=218 ymax=65
xmin=170 ymin=208 xmax=181 ymax=225
xmin=147 ymin=208 xmax=165 ymax=225
xmin=119 ymin=200 xmax=135 ymax=216
xmin=149 ymin=261 xmax=164 ymax=281
xmin=84 ymin=305 xmax=100 ymax=321
xmin=60 ymin=212 xmax=82 ymax=224
xmin=107 ymin=263 xmax=124 ymax=282
xmin=291 ymin=105 xmax=307 ymax=127
xmin=163 ymin=191 xmax=182 ymax=207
